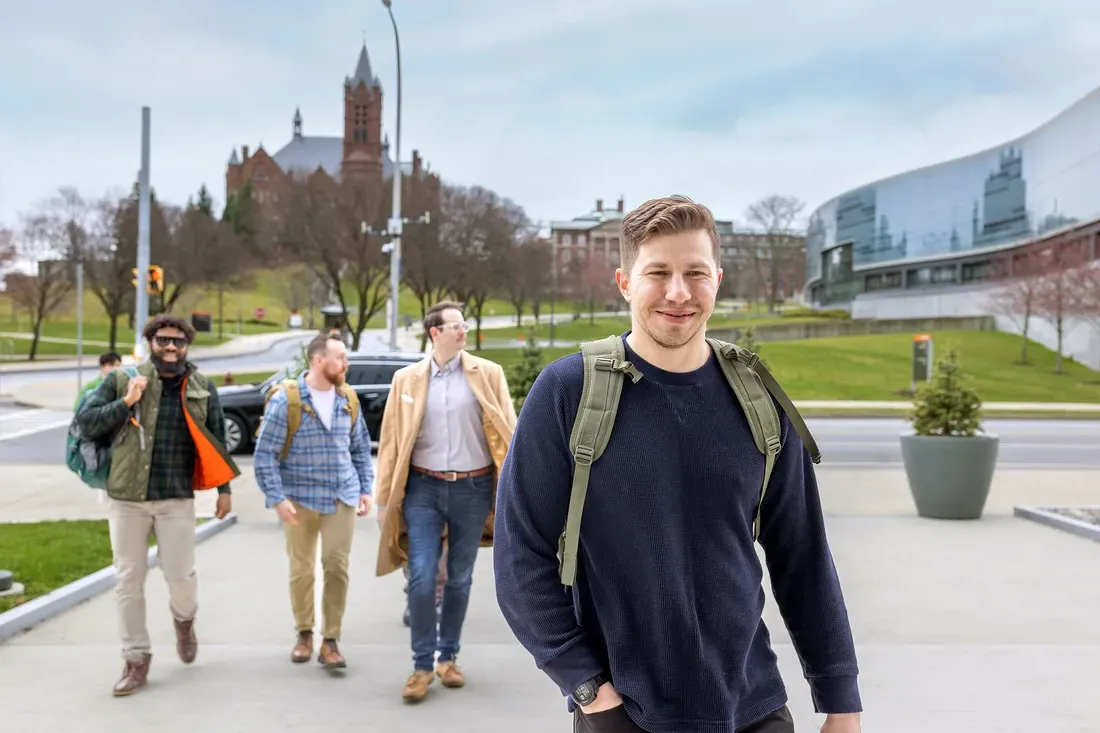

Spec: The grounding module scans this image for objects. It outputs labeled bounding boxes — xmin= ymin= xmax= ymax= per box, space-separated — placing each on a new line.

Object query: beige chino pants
xmin=283 ymin=501 xmax=357 ymax=640
xmin=108 ymin=497 xmax=198 ymax=661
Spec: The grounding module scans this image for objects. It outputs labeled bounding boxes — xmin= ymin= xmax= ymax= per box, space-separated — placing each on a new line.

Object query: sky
xmin=4 ymin=0 xmax=1100 ymax=233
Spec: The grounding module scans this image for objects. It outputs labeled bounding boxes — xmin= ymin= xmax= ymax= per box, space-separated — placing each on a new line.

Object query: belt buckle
xmin=446 ymin=471 xmax=458 ymax=482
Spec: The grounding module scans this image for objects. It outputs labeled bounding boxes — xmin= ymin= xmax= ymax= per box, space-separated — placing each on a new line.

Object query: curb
xmin=0 ymin=512 xmax=239 ymax=643
xmin=1014 ymin=506 xmax=1100 ymax=544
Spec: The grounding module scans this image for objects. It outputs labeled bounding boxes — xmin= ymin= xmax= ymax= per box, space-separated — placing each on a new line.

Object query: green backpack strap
xmin=706 ymin=338 xmax=821 ymax=540
xmin=560 ymin=335 xmax=643 ymax=586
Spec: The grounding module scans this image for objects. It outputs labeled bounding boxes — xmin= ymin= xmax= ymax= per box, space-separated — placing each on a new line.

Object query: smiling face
xmin=151 ymin=326 xmax=189 ymax=367
xmin=615 ymin=229 xmax=722 ymax=351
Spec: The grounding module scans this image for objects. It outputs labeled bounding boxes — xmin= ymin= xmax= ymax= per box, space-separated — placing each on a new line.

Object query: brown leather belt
xmin=411 ymin=465 xmax=493 ymax=482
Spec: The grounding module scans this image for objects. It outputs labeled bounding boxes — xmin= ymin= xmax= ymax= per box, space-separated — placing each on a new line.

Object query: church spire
xmin=345 ymin=42 xmax=380 ymax=90
xmin=293 ymin=107 xmax=303 ymax=138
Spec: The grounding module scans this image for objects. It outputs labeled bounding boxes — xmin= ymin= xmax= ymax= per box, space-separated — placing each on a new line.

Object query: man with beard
xmin=254 ymin=332 xmax=373 ymax=670
xmin=493 ymin=196 xmax=862 ymax=733
xmin=76 ymin=314 xmax=240 ymax=697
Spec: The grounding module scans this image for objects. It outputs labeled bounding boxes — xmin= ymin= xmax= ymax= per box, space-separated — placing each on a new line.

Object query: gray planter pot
xmin=899 ymin=432 xmax=1000 ymax=519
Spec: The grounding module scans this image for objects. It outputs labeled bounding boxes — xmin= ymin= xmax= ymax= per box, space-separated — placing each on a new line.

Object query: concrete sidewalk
xmin=2 ymin=465 xmax=1100 ymax=732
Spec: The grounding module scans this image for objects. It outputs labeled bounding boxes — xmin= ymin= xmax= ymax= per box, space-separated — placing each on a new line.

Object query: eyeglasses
xmin=155 ymin=335 xmax=188 ymax=348
xmin=439 ymin=322 xmax=470 ymax=333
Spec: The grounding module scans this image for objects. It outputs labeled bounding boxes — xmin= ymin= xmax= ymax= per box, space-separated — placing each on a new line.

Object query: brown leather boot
xmin=317 ymin=638 xmax=346 ymax=669
xmin=174 ymin=618 xmax=197 ymax=664
xmin=112 ymin=653 xmax=152 ymax=697
xmin=402 ymin=669 xmax=434 ymax=703
xmin=435 ymin=660 xmax=465 ymax=688
xmin=291 ymin=631 xmax=313 ymax=663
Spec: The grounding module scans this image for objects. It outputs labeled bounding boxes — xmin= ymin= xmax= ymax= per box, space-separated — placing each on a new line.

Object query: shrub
xmin=908 ymin=350 xmax=984 ymax=437
xmin=508 ymin=331 xmax=544 ymax=412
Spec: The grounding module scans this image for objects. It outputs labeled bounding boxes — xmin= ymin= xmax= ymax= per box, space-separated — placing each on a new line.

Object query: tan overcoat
xmin=374 ymin=350 xmax=518 ymax=576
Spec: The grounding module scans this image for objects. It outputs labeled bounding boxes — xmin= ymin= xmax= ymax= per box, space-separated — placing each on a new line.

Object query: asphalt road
xmin=2 ymin=403 xmax=1097 ymax=469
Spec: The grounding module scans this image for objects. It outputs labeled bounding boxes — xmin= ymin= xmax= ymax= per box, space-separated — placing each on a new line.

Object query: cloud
xmin=3 ymin=0 xmax=1100 ymax=234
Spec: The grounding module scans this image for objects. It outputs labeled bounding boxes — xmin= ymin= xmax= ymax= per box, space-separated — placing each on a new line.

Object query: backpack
xmin=260 ymin=379 xmax=361 ymax=461
xmin=66 ymin=366 xmax=138 ymax=489
xmin=557 ymin=335 xmax=822 ymax=586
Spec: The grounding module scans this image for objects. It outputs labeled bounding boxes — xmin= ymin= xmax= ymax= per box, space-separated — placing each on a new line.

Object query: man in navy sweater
xmin=493 ymin=195 xmax=862 ymax=733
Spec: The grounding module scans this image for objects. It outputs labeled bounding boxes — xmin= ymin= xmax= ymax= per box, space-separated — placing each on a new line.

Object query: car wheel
xmin=224 ymin=413 xmax=249 ymax=454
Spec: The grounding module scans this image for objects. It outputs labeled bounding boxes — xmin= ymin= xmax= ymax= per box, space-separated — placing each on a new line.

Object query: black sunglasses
xmin=154 ymin=335 xmax=188 ymax=348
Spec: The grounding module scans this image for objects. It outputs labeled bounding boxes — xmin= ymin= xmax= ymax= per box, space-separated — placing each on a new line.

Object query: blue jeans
xmin=402 ymin=470 xmax=494 ymax=671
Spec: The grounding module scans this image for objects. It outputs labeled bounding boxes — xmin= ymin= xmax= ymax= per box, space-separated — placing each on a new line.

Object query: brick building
xmin=224 ymin=43 xmax=438 ymax=206
xmin=549 ymin=197 xmax=805 ymax=303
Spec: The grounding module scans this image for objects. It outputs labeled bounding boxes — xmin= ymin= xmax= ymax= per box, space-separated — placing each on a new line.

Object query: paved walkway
xmin=2 ymin=464 xmax=1100 ymax=732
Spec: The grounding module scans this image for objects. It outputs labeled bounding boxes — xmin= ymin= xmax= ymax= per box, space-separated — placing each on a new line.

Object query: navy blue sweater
xmin=493 ymin=336 xmax=861 ymax=732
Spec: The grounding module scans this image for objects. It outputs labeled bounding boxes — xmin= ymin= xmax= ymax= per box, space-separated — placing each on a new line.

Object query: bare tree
xmin=1033 ymin=242 xmax=1090 ymax=374
xmin=1073 ymin=263 xmax=1100 ymax=334
xmin=578 ymin=255 xmax=618 ymax=325
xmin=279 ymin=174 xmax=390 ymax=349
xmin=985 ymin=248 xmax=1044 ymax=365
xmin=0 ymin=226 xmax=13 ymax=268
xmin=500 ymin=233 xmax=551 ymax=326
xmin=745 ymin=195 xmax=806 ymax=312
xmin=440 ymin=184 xmax=497 ymax=349
xmin=12 ymin=195 xmax=78 ymax=359
xmin=400 ymin=174 xmax=451 ymax=342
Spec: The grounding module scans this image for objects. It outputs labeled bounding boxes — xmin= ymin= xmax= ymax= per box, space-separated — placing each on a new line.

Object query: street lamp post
xmin=383 ymin=0 xmax=402 ymax=352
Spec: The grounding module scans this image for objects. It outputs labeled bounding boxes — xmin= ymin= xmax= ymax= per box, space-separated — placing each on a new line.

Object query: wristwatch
xmin=570 ymin=673 xmax=609 ymax=706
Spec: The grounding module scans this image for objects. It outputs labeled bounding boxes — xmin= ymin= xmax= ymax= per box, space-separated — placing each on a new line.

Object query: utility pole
xmin=383 ymin=0 xmax=402 ymax=352
xmin=134 ymin=106 xmax=151 ymax=361
xmin=76 ymin=261 xmax=84 ymax=392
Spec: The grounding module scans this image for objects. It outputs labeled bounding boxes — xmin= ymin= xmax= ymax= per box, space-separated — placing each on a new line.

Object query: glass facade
xmin=806 ymin=86 xmax=1100 ymax=304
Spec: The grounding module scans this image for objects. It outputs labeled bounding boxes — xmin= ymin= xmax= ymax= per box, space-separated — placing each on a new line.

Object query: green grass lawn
xmin=207 ymin=371 xmax=278 ymax=387
xmin=0 ymin=519 xmax=211 ymax=613
xmin=0 ymin=520 xmax=114 ymax=613
xmin=475 ymin=330 xmax=1100 ymax=403
xmin=479 ymin=313 xmax=835 ymax=344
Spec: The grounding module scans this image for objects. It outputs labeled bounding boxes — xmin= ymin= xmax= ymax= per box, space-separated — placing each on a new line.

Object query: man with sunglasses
xmin=374 ymin=300 xmax=518 ymax=703
xmin=76 ymin=314 xmax=240 ymax=697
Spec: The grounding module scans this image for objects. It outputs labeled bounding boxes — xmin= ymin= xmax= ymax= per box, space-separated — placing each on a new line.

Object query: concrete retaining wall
xmin=708 ymin=315 xmax=995 ymax=344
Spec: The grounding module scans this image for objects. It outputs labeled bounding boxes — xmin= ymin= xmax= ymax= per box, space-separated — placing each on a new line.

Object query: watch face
xmin=573 ymin=681 xmax=597 ymax=706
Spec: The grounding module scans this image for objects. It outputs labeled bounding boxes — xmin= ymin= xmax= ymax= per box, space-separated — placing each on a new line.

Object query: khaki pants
xmin=283 ymin=501 xmax=357 ymax=640
xmin=108 ymin=497 xmax=198 ymax=662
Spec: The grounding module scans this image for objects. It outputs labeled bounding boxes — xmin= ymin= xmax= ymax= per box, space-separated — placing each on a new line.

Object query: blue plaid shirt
xmin=254 ymin=374 xmax=374 ymax=514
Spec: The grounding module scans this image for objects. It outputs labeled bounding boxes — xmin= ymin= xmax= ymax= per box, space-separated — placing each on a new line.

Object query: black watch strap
xmin=570 ymin=672 xmax=609 ymax=705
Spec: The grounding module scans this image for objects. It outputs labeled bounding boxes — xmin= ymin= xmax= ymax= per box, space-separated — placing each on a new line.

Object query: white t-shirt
xmin=308 ymin=385 xmax=336 ymax=430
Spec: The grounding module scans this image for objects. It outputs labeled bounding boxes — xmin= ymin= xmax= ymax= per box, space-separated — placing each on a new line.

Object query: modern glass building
xmin=805 ymin=86 xmax=1100 ymax=307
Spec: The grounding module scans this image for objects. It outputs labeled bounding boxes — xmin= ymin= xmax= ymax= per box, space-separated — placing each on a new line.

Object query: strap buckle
xmin=446 ymin=471 xmax=458 ymax=482
xmin=765 ymin=435 xmax=782 ymax=455
xmin=573 ymin=444 xmax=595 ymax=466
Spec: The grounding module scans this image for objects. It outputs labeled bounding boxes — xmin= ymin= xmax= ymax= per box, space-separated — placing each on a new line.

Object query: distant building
xmin=224 ymin=43 xmax=438 ymax=206
xmin=547 ymin=197 xmax=802 ymax=303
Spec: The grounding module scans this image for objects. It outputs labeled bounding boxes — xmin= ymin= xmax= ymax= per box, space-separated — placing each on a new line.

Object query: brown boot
xmin=317 ymin=638 xmax=346 ymax=669
xmin=291 ymin=631 xmax=313 ymax=663
xmin=174 ymin=618 xmax=197 ymax=664
xmin=112 ymin=653 xmax=152 ymax=697
xmin=402 ymin=669 xmax=434 ymax=703
xmin=435 ymin=660 xmax=465 ymax=688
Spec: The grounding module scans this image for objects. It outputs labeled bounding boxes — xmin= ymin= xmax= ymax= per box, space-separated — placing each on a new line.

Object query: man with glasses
xmin=77 ymin=314 xmax=239 ymax=697
xmin=374 ymin=300 xmax=518 ymax=703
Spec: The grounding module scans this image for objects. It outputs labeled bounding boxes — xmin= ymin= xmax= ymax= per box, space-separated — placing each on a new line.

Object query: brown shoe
xmin=435 ymin=660 xmax=465 ymax=688
xmin=174 ymin=618 xmax=197 ymax=664
xmin=291 ymin=631 xmax=313 ymax=663
xmin=317 ymin=638 xmax=346 ymax=669
xmin=112 ymin=653 xmax=152 ymax=697
xmin=402 ymin=669 xmax=434 ymax=702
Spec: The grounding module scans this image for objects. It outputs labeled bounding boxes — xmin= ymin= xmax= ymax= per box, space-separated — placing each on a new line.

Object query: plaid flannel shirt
xmin=253 ymin=373 xmax=374 ymax=515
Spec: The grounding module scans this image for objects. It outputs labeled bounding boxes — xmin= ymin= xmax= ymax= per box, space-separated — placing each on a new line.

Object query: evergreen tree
xmin=508 ymin=330 xmax=545 ymax=412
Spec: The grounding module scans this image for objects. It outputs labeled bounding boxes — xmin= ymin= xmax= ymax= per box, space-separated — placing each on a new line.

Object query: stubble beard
xmin=639 ymin=312 xmax=706 ymax=350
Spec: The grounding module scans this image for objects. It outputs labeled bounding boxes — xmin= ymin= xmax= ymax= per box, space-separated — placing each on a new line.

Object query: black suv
xmin=216 ymin=351 xmax=423 ymax=454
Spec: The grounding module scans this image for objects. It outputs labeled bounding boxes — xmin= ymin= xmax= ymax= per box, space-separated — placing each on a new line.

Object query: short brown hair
xmin=142 ymin=314 xmax=196 ymax=344
xmin=307 ymin=332 xmax=342 ymax=360
xmin=423 ymin=300 xmax=464 ymax=334
xmin=619 ymin=195 xmax=720 ymax=272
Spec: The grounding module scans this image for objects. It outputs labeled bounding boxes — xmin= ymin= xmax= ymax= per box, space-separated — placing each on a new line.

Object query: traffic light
xmin=131 ymin=268 xmax=140 ymax=288
xmin=147 ymin=265 xmax=164 ymax=295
